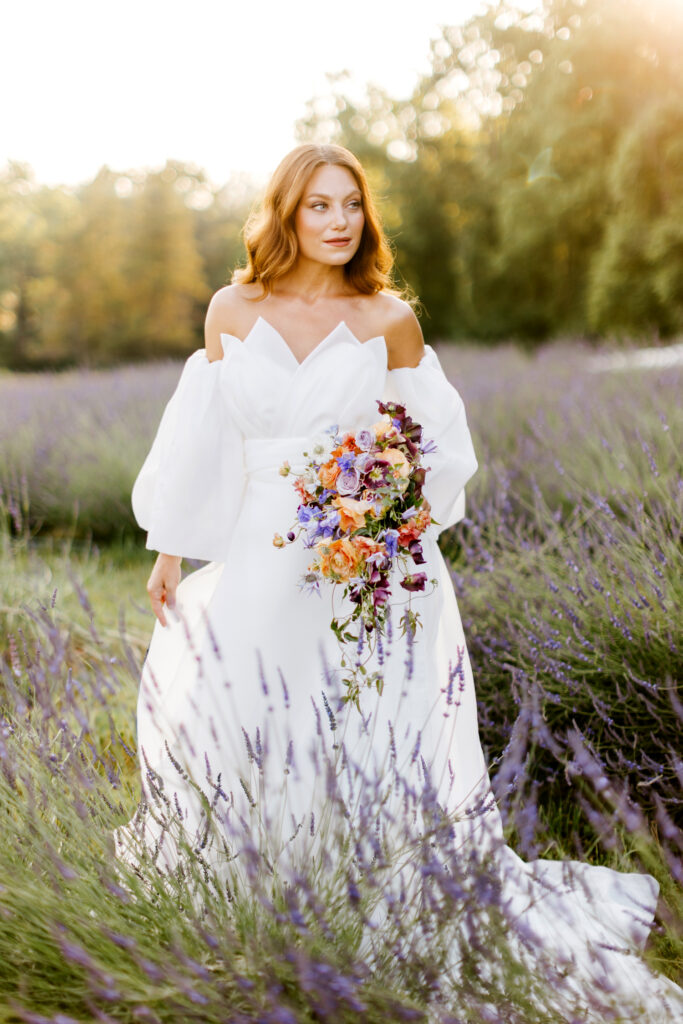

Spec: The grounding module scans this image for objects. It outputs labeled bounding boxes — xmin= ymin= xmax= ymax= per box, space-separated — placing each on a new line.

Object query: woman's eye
xmin=312 ymin=202 xmax=326 ymax=210
xmin=348 ymin=200 xmax=361 ymax=209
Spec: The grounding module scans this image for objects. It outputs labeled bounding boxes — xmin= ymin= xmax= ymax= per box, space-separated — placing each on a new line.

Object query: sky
xmin=2 ymin=0 xmax=537 ymax=190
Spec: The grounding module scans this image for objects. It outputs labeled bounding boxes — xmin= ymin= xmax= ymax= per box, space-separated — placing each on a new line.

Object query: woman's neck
xmin=273 ymin=258 xmax=354 ymax=302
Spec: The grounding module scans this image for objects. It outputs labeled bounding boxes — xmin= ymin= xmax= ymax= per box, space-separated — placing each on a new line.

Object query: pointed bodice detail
xmin=218 ymin=317 xmax=388 ymax=439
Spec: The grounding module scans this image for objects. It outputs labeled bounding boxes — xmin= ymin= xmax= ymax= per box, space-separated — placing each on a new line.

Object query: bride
xmin=117 ymin=143 xmax=683 ymax=1021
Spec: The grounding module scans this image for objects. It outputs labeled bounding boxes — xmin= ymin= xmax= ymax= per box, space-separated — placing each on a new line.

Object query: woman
xmin=117 ymin=144 xmax=682 ymax=1020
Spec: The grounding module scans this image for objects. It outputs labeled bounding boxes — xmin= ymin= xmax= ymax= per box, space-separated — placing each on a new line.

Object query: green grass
xmin=1 ymin=339 xmax=682 ymax=1020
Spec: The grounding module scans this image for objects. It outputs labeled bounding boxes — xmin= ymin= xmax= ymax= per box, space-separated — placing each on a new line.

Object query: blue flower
xmin=337 ymin=452 xmax=356 ymax=472
xmin=383 ymin=529 xmax=399 ymax=558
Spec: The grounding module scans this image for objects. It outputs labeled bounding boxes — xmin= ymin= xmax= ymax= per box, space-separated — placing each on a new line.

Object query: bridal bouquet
xmin=274 ymin=401 xmax=437 ymax=709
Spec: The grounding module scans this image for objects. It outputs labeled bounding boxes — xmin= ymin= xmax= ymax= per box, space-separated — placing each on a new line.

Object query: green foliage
xmin=297 ymin=0 xmax=683 ymax=343
xmin=588 ymin=98 xmax=683 ymax=335
xmin=0 ymin=161 xmax=253 ymax=369
xmin=1 ymin=0 xmax=683 ymax=364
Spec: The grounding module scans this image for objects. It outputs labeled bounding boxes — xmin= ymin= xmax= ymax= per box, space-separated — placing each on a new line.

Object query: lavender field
xmin=0 ymin=339 xmax=681 ymax=1022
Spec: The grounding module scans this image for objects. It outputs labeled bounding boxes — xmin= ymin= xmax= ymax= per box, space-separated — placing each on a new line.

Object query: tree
xmin=588 ymin=97 xmax=683 ymax=336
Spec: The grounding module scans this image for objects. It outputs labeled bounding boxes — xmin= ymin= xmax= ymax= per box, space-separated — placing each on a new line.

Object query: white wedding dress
xmin=116 ymin=316 xmax=683 ymax=1020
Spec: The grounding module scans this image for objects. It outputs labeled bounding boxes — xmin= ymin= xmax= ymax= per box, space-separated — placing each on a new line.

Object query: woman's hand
xmin=146 ymin=553 xmax=182 ymax=627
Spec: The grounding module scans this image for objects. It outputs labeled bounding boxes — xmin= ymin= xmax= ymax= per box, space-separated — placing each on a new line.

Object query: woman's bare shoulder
xmin=368 ymin=292 xmax=425 ymax=369
xmin=204 ymin=284 xmax=262 ymax=361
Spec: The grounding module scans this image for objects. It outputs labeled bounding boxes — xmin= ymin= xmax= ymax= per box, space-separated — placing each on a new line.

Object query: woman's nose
xmin=330 ymin=204 xmax=348 ymax=228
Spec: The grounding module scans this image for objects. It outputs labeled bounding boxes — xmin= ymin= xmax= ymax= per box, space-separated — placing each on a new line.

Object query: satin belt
xmin=244 ymin=436 xmax=312 ymax=481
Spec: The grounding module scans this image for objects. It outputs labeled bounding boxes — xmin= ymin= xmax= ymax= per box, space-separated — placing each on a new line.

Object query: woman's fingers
xmin=147 ymin=555 xmax=182 ymax=627
xmin=147 ymin=581 xmax=168 ymax=627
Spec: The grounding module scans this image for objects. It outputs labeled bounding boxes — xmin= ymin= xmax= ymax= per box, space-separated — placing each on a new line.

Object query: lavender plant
xmin=1 ymin=338 xmax=681 ymax=1019
xmin=2 ymin=544 xmax=680 ymax=1022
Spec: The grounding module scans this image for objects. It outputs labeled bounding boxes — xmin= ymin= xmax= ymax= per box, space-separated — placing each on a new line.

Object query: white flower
xmin=311 ymin=433 xmax=336 ymax=459
xmin=302 ymin=467 xmax=319 ymax=495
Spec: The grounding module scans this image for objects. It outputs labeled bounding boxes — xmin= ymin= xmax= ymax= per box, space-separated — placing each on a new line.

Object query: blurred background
xmin=1 ymin=6 xmax=682 ymax=1010
xmin=1 ymin=0 xmax=682 ymax=369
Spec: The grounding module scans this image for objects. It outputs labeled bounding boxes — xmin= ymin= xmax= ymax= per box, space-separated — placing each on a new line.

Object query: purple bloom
xmin=400 ymin=572 xmax=428 ymax=592
xmin=298 ymin=572 xmax=321 ymax=596
xmin=319 ymin=510 xmax=341 ymax=536
xmin=373 ymin=580 xmax=391 ymax=608
xmin=408 ymin=540 xmax=425 ymax=564
xmin=355 ymin=452 xmax=376 ymax=474
xmin=337 ymin=452 xmax=356 ymax=471
xmin=337 ymin=468 xmax=361 ymax=495
xmin=357 ymin=428 xmax=375 ymax=450
xmin=383 ymin=529 xmax=399 ymax=558
xmin=297 ymin=506 xmax=314 ymax=524
xmin=401 ymin=506 xmax=418 ymax=520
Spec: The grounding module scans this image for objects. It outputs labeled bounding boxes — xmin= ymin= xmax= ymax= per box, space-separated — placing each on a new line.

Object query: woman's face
xmin=294 ymin=163 xmax=365 ymax=267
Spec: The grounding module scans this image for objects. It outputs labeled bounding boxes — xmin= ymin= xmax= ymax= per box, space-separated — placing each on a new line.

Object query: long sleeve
xmin=384 ymin=345 xmax=477 ymax=534
xmin=132 ymin=349 xmax=245 ymax=562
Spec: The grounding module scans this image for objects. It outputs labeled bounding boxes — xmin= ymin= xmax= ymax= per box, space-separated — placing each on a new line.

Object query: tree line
xmin=1 ymin=0 xmax=681 ymax=368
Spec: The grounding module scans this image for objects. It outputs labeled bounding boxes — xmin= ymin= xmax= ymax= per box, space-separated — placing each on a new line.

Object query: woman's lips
xmin=324 ymin=238 xmax=351 ymax=246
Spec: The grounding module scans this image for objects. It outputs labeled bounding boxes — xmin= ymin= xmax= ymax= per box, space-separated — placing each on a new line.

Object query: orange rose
xmin=398 ymin=523 xmax=420 ymax=546
xmin=375 ymin=447 xmax=410 ymax=478
xmin=340 ymin=433 xmax=361 ymax=453
xmin=397 ymin=502 xmax=432 ymax=546
xmin=372 ymin=415 xmax=393 ymax=440
xmin=318 ymin=459 xmax=341 ymax=489
xmin=350 ymin=535 xmax=384 ymax=564
xmin=316 ymin=538 xmax=362 ymax=581
xmin=333 ymin=496 xmax=374 ymax=532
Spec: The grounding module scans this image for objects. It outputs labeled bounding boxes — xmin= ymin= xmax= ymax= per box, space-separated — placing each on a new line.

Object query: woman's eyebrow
xmin=305 ymin=190 xmax=362 ymax=200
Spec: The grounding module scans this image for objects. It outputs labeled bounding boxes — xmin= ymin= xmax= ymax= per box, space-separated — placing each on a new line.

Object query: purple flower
xmin=355 ymin=452 xmax=376 ymax=474
xmin=400 ymin=572 xmax=428 ymax=592
xmin=373 ymin=580 xmax=391 ymax=608
xmin=401 ymin=506 xmax=418 ymax=520
xmin=337 ymin=452 xmax=356 ymax=471
xmin=319 ymin=510 xmax=340 ymax=536
xmin=408 ymin=540 xmax=425 ymax=564
xmin=383 ymin=529 xmax=399 ymax=558
xmin=298 ymin=572 xmax=321 ymax=596
xmin=357 ymin=428 xmax=375 ymax=450
xmin=297 ymin=506 xmax=314 ymax=525
xmin=337 ymin=468 xmax=361 ymax=495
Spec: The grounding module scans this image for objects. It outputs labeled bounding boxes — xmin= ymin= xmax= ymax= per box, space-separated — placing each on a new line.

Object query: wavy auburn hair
xmin=232 ymin=144 xmax=395 ymax=296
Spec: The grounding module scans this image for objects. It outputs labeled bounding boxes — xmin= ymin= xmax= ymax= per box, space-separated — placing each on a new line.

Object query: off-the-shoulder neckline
xmin=218 ymin=316 xmax=429 ymax=371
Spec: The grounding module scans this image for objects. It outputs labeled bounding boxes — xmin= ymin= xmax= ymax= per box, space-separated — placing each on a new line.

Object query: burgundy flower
xmin=400 ymin=572 xmax=427 ymax=592
xmin=408 ymin=541 xmax=426 ymax=565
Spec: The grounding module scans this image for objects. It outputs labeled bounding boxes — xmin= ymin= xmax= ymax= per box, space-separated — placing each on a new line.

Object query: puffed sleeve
xmin=384 ymin=345 xmax=477 ymax=533
xmin=131 ymin=347 xmax=245 ymax=562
